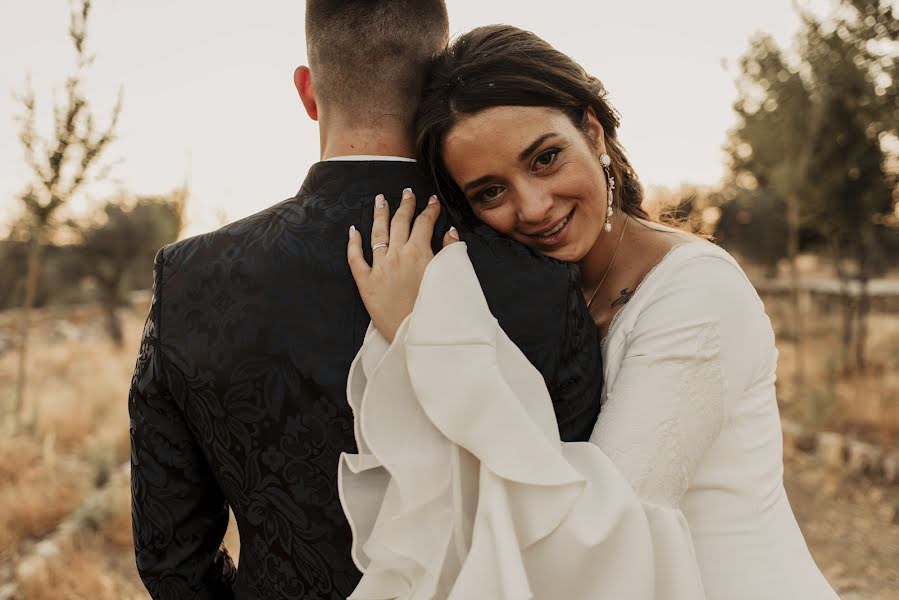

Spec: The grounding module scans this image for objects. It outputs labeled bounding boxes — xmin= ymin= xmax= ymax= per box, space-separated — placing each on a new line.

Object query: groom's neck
xmin=319 ymin=114 xmax=415 ymax=160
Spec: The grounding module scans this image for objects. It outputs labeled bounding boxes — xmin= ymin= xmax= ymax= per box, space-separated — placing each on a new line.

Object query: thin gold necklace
xmin=586 ymin=213 xmax=629 ymax=310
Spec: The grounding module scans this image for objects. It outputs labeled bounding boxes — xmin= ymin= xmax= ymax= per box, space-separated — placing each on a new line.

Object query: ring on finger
xmin=372 ymin=242 xmax=389 ymax=251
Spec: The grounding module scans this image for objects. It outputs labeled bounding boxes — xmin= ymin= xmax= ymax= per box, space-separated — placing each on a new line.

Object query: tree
xmin=726 ymin=33 xmax=816 ymax=404
xmin=715 ymin=187 xmax=790 ymax=277
xmin=78 ymin=190 xmax=186 ymax=346
xmin=11 ymin=0 xmax=122 ymax=429
xmin=727 ymin=0 xmax=897 ymax=383
xmin=795 ymin=0 xmax=897 ymax=372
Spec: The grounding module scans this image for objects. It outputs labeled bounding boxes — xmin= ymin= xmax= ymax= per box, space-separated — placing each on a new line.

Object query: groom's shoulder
xmin=155 ymin=196 xmax=303 ymax=284
xmin=461 ymin=220 xmax=575 ymax=289
xmin=459 ymin=220 xmax=602 ymax=442
xmin=460 ymin=220 xmax=578 ymax=339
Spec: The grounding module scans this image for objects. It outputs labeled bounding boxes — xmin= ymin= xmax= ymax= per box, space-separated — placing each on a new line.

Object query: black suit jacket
xmin=128 ymin=160 xmax=602 ymax=599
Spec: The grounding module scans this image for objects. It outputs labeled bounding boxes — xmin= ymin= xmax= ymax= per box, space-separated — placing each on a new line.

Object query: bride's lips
xmin=527 ymin=208 xmax=575 ymax=249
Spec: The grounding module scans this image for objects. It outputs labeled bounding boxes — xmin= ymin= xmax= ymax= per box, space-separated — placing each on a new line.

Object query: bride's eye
xmin=475 ymin=185 xmax=503 ymax=203
xmin=533 ymin=148 xmax=560 ymax=171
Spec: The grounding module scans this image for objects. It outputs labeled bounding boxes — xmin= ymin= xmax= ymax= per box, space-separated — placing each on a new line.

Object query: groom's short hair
xmin=305 ymin=0 xmax=449 ymax=126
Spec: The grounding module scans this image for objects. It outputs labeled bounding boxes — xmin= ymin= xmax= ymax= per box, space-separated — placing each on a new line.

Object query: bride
xmin=341 ymin=25 xmax=839 ymax=600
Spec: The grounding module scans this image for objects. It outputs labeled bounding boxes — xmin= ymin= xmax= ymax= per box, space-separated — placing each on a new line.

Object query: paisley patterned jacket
xmin=128 ymin=160 xmax=603 ymax=599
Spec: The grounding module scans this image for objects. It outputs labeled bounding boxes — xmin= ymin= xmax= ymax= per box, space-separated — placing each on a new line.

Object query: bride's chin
xmin=540 ymin=243 xmax=584 ymax=263
xmin=555 ymin=249 xmax=585 ymax=263
xmin=518 ymin=234 xmax=585 ymax=263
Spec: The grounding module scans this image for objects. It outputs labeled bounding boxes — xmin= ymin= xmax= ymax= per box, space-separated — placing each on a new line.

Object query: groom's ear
xmin=294 ymin=66 xmax=318 ymax=121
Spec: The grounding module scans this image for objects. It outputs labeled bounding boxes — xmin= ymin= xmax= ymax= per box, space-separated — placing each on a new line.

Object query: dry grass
xmin=0 ymin=437 xmax=88 ymax=561
xmin=17 ymin=540 xmax=145 ymax=600
xmin=0 ymin=308 xmax=139 ymax=565
xmin=18 ymin=551 xmax=118 ymax=600
xmin=0 ymin=435 xmax=41 ymax=484
xmin=767 ymin=296 xmax=899 ymax=446
xmin=0 ymin=308 xmax=151 ymax=597
xmin=98 ymin=476 xmax=136 ymax=552
xmin=0 ymin=306 xmax=240 ymax=597
xmin=14 ymin=336 xmax=137 ymax=454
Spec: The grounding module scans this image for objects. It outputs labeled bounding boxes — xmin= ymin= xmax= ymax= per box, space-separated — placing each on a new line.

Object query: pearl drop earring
xmin=600 ymin=153 xmax=614 ymax=232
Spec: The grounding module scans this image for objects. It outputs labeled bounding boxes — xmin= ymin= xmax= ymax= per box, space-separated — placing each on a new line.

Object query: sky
xmin=0 ymin=0 xmax=806 ymax=238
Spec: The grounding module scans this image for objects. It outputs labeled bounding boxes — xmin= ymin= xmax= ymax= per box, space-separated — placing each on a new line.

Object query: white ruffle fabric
xmin=338 ymin=242 xmax=706 ymax=600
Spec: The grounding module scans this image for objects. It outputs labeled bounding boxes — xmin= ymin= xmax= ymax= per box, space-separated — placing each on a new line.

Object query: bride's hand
xmin=348 ymin=188 xmax=460 ymax=342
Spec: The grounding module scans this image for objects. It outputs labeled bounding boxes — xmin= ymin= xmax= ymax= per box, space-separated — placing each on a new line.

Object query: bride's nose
xmin=515 ymin=186 xmax=553 ymax=225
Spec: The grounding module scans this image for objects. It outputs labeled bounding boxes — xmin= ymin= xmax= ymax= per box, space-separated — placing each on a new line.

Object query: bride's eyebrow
xmin=463 ymin=174 xmax=495 ymax=194
xmin=517 ymin=132 xmax=559 ymax=161
xmin=462 ymin=132 xmax=561 ymax=194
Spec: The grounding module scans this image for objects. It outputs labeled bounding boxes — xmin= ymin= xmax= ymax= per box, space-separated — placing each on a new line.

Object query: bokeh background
xmin=0 ymin=1 xmax=897 ymax=598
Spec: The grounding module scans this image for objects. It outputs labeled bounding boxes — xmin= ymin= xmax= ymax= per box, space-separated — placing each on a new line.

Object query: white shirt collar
xmin=323 ymin=155 xmax=416 ymax=162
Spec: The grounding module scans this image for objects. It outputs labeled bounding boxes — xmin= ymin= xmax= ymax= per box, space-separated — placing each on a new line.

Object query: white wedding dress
xmin=338 ymin=241 xmax=839 ymax=599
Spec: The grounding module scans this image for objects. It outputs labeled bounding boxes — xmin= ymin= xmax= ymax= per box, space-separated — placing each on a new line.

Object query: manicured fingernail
xmin=375 ymin=194 xmax=385 ymax=209
xmin=402 ymin=187 xmax=413 ymax=199
xmin=428 ymin=195 xmax=438 ymax=205
xmin=448 ymin=226 xmax=459 ymax=240
xmin=349 ymin=224 xmax=356 ymax=236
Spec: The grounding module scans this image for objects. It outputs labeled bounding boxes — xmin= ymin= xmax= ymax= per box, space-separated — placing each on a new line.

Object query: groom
xmin=128 ymin=1 xmax=602 ymax=598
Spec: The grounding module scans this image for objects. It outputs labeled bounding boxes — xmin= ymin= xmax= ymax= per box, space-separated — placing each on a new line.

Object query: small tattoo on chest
xmin=611 ymin=288 xmax=634 ymax=308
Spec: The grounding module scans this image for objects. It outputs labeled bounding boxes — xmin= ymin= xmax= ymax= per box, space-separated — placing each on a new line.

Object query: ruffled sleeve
xmin=338 ymin=243 xmax=706 ymax=600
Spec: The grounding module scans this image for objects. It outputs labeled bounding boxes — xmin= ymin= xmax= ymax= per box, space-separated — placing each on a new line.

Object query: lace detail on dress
xmin=597 ymin=319 xmax=726 ymax=508
xmin=648 ymin=322 xmax=724 ymax=505
xmin=679 ymin=322 xmax=727 ymax=472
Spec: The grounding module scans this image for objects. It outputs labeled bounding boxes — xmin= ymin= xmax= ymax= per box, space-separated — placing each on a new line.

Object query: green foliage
xmin=0 ymin=191 xmax=185 ymax=314
xmin=79 ymin=189 xmax=186 ymax=295
xmin=726 ymin=34 xmax=814 ymax=200
xmin=78 ymin=190 xmax=185 ymax=345
xmin=798 ymin=3 xmax=896 ymax=277
xmin=715 ymin=187 xmax=789 ymax=275
xmin=725 ymin=0 xmax=897 ymax=271
xmin=722 ymin=0 xmax=898 ymax=374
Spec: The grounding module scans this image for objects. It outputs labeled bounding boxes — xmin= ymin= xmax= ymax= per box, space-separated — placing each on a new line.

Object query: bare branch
xmin=13 ymin=80 xmax=55 ymax=188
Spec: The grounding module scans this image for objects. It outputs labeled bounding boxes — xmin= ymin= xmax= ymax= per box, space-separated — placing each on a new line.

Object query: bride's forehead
xmin=444 ymin=106 xmax=568 ymax=162
xmin=450 ymin=106 xmax=565 ymax=138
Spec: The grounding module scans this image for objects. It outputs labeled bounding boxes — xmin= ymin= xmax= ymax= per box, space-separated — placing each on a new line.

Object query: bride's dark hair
xmin=415 ymin=24 xmax=647 ymax=221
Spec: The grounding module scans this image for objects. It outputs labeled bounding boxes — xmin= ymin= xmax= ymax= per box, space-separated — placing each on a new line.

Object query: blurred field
xmin=0 ymin=306 xmax=241 ymax=599
xmin=0 ymin=286 xmax=897 ymax=599
xmin=763 ymin=292 xmax=899 ymax=445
